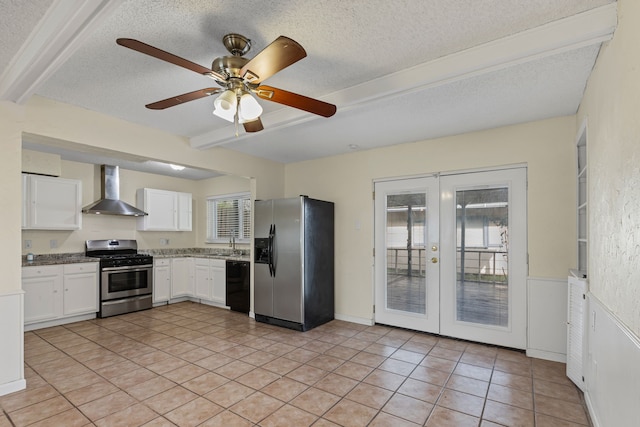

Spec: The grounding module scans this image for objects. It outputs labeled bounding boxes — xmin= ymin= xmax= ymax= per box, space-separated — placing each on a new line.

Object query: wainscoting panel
xmin=0 ymin=290 xmax=25 ymax=396
xmin=527 ymin=277 xmax=567 ymax=362
xmin=585 ymin=294 xmax=640 ymax=427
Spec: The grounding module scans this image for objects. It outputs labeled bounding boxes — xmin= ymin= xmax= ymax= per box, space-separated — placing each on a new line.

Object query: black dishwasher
xmin=226 ymin=260 xmax=250 ymax=313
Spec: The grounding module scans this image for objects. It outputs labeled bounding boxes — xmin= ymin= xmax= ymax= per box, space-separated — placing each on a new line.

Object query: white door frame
xmin=374 ymin=166 xmax=528 ymax=349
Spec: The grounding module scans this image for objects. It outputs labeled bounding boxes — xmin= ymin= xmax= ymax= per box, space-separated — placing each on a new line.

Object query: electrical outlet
xmin=50 ymin=239 xmax=58 ymax=248
xmin=25 ymin=240 xmax=32 ymax=249
xmin=160 ymin=238 xmax=170 ymax=246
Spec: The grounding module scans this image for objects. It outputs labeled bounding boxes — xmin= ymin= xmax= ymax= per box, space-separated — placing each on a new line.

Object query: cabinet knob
xmin=431 ymin=257 xmax=439 ymax=264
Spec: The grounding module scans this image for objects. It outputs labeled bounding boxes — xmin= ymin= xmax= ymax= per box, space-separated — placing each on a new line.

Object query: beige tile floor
xmin=1 ymin=302 xmax=591 ymax=426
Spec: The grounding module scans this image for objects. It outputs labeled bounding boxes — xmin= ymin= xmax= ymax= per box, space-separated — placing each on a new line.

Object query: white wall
xmin=576 ymin=0 xmax=640 ymax=425
xmin=285 ymin=116 xmax=577 ymax=321
xmin=578 ymin=0 xmax=640 ymax=339
xmin=23 ymin=96 xmax=285 ymax=201
xmin=0 ymin=102 xmax=23 ymax=293
xmin=0 ymin=102 xmax=25 ymax=395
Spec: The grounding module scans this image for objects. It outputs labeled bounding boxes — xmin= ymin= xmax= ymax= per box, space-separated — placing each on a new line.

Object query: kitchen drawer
xmin=194 ymin=258 xmax=210 ymax=267
xmin=154 ymin=259 xmax=171 ymax=267
xmin=22 ymin=265 xmax=61 ymax=278
xmin=211 ymin=259 xmax=225 ymax=268
xmin=63 ymin=263 xmax=98 ymax=275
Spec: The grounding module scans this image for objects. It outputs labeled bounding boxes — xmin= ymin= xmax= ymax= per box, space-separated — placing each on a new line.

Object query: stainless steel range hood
xmin=82 ymin=165 xmax=148 ymax=216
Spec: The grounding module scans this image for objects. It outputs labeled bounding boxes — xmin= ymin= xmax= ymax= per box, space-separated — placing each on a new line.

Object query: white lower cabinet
xmin=194 ymin=260 xmax=212 ymax=300
xmin=62 ymin=264 xmax=98 ymax=316
xmin=152 ymin=257 xmax=228 ymax=306
xmin=23 ymin=263 xmax=98 ymax=327
xmin=211 ymin=261 xmax=226 ymax=304
xmin=171 ymin=257 xmax=194 ymax=298
xmin=153 ymin=259 xmax=171 ymax=303
xmin=194 ymin=258 xmax=226 ymax=305
xmin=23 ymin=265 xmax=62 ymax=324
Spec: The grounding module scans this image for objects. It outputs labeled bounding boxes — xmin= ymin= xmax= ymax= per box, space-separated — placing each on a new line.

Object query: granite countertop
xmin=22 ymin=249 xmax=250 ymax=267
xmin=145 ymin=249 xmax=250 ymax=262
xmin=22 ymin=253 xmax=99 ymax=267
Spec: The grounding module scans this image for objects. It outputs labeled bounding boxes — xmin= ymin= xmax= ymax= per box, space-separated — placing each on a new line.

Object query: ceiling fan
xmin=116 ymin=34 xmax=337 ymax=133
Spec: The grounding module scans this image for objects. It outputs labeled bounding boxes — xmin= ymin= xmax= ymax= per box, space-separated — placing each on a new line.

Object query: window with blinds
xmin=206 ymin=192 xmax=251 ymax=243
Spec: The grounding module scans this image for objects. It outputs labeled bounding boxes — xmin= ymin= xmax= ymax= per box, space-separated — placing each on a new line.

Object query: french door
xmin=374 ymin=168 xmax=527 ymax=349
xmin=374 ymin=177 xmax=440 ymax=332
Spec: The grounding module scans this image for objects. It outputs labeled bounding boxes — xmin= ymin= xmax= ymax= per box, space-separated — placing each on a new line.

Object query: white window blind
xmin=206 ymin=192 xmax=251 ymax=243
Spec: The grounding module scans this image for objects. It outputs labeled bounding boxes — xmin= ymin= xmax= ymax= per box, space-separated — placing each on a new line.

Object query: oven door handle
xmin=101 ymin=264 xmax=153 ymax=272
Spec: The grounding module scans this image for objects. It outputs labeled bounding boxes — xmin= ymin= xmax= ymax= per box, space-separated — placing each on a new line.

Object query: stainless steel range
xmin=86 ymin=239 xmax=153 ymax=318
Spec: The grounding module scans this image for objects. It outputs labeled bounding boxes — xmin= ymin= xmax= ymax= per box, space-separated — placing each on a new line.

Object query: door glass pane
xmin=386 ymin=193 xmax=426 ymax=314
xmin=456 ymin=188 xmax=508 ymax=326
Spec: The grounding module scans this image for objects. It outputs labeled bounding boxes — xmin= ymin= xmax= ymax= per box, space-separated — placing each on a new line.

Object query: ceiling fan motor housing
xmin=222 ymin=33 xmax=252 ymax=56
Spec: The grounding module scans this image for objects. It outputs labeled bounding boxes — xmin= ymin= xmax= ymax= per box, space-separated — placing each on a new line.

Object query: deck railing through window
xmin=386 ymin=248 xmax=508 ymax=284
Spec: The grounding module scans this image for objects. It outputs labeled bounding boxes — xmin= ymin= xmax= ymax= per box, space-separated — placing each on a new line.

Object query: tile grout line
xmin=10 ymin=303 xmax=590 ymax=427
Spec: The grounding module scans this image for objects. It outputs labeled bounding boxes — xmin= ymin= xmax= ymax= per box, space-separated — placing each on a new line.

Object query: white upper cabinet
xmin=137 ymin=188 xmax=177 ymax=231
xmin=23 ymin=174 xmax=82 ymax=230
xmin=177 ymin=192 xmax=192 ymax=231
xmin=137 ymin=188 xmax=192 ymax=231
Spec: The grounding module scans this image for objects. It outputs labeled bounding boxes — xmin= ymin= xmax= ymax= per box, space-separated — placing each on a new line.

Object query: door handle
xmin=268 ymin=224 xmax=276 ymax=277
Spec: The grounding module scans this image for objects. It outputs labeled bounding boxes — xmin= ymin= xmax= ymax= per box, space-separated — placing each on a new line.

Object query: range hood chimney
xmin=82 ymin=165 xmax=148 ymax=216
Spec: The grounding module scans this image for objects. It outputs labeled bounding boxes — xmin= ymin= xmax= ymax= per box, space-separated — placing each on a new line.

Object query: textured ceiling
xmin=0 ymin=0 xmax=617 ymax=174
xmin=0 ymin=0 xmax=52 ymax=66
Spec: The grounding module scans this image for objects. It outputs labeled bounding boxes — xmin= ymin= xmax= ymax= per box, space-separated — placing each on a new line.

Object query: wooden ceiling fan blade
xmin=254 ymin=85 xmax=336 ymax=118
xmin=240 ymin=36 xmax=306 ymax=84
xmin=116 ymin=38 xmax=226 ymax=81
xmin=242 ymin=118 xmax=264 ymax=133
xmin=145 ymin=88 xmax=221 ymax=110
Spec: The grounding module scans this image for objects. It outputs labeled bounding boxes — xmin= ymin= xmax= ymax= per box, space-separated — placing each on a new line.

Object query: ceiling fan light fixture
xmin=239 ymin=93 xmax=263 ymax=121
xmin=214 ymin=89 xmax=237 ymax=113
xmin=213 ymin=106 xmax=235 ymax=122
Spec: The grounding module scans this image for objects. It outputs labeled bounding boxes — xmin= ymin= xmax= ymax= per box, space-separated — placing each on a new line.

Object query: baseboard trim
xmin=334 ymin=313 xmax=374 ymax=326
xmin=584 ymin=389 xmax=602 ymax=427
xmin=525 ymin=348 xmax=567 ymax=363
xmin=0 ymin=378 xmax=26 ymax=397
xmin=24 ymin=312 xmax=96 ymax=332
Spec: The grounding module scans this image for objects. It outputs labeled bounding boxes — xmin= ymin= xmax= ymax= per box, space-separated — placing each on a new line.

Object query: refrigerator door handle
xmin=269 ymin=224 xmax=276 ymax=277
xmin=268 ymin=224 xmax=275 ymax=277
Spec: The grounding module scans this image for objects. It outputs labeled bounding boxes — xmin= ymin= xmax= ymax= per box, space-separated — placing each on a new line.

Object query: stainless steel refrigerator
xmin=254 ymin=196 xmax=334 ymax=331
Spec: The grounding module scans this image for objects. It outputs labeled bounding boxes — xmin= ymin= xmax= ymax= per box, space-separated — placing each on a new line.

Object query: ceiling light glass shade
xmin=169 ymin=164 xmax=185 ymax=171
xmin=213 ymin=105 xmax=235 ymax=122
xmin=239 ymin=93 xmax=263 ymax=121
xmin=214 ymin=90 xmax=237 ymax=112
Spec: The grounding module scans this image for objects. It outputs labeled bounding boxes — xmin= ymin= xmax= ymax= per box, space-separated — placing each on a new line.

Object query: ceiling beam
xmin=190 ymin=3 xmax=617 ymax=150
xmin=0 ymin=0 xmax=123 ymax=104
